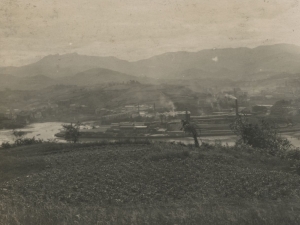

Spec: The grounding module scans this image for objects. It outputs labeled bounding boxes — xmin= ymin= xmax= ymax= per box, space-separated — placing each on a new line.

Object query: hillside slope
xmin=0 ymin=74 xmax=58 ymax=90
xmin=59 ymin=68 xmax=138 ymax=86
xmin=1 ymin=142 xmax=300 ymax=224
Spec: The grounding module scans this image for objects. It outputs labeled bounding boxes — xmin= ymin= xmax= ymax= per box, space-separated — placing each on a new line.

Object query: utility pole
xmin=185 ymin=108 xmax=189 ymax=122
xmin=233 ymin=88 xmax=239 ymax=117
xmin=235 ymin=99 xmax=238 ymax=116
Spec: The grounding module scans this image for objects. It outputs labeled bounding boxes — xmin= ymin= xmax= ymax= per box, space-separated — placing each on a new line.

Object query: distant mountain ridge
xmin=0 ymin=68 xmax=141 ymax=90
xmin=132 ymin=44 xmax=300 ymax=78
xmin=1 ymin=44 xmax=300 ymax=82
xmin=0 ymin=53 xmax=134 ymax=79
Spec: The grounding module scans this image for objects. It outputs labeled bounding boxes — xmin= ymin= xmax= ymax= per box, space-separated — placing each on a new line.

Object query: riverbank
xmin=2 ymin=121 xmax=300 ymax=147
xmin=0 ymin=122 xmax=64 ymax=145
xmin=0 ymin=120 xmax=26 ymax=130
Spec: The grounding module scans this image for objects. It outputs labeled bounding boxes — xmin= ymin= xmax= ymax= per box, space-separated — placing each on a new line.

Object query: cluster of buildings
xmin=99 ymin=104 xmax=158 ymax=124
xmin=105 ymin=121 xmax=186 ymax=137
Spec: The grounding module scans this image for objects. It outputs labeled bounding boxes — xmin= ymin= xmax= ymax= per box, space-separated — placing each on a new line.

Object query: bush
xmin=1 ymin=137 xmax=44 ymax=149
xmin=1 ymin=142 xmax=12 ymax=149
xmin=285 ymin=148 xmax=300 ymax=160
xmin=14 ymin=137 xmax=43 ymax=146
xmin=230 ymin=116 xmax=292 ymax=155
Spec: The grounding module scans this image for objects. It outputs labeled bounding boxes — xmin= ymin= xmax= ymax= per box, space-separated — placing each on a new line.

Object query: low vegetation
xmin=230 ymin=115 xmax=292 ymax=154
xmin=1 ymin=140 xmax=300 ymax=224
xmin=1 ymin=129 xmax=45 ymax=149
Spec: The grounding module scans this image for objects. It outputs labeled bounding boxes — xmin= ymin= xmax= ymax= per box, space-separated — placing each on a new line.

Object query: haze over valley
xmin=3 ymin=1 xmax=300 ymax=224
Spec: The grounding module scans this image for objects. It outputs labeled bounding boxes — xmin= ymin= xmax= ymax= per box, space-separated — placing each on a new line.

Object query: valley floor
xmin=1 ymin=142 xmax=300 ymax=224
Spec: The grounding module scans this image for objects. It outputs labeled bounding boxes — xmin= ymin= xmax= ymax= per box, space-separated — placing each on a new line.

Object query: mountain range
xmin=1 ymin=43 xmax=300 ymax=90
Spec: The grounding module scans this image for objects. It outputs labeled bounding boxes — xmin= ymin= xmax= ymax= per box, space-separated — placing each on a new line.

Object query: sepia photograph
xmin=1 ymin=0 xmax=300 ymax=224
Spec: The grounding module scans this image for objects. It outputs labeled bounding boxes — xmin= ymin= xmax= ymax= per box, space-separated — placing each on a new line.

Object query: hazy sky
xmin=1 ymin=0 xmax=300 ymax=67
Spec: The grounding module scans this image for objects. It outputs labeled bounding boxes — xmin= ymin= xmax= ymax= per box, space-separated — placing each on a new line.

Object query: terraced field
xmin=1 ymin=142 xmax=300 ymax=224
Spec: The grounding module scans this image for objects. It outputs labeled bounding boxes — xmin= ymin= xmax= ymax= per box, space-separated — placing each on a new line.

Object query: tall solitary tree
xmin=180 ymin=120 xmax=200 ymax=147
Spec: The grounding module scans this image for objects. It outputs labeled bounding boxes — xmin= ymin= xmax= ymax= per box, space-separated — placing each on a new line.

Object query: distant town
xmin=1 ymin=82 xmax=300 ymax=141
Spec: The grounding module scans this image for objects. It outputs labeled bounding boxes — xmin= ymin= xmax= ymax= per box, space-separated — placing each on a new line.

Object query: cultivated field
xmin=1 ymin=142 xmax=300 ymax=224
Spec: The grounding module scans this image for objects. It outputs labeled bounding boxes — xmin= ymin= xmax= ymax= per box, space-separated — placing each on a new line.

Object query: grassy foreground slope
xmin=1 ymin=142 xmax=300 ymax=225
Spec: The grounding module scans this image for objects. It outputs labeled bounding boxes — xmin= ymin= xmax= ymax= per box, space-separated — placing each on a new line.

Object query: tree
xmin=180 ymin=120 xmax=200 ymax=147
xmin=270 ymin=100 xmax=293 ymax=124
xmin=230 ymin=115 xmax=291 ymax=153
xmin=62 ymin=122 xmax=81 ymax=143
xmin=270 ymin=100 xmax=291 ymax=116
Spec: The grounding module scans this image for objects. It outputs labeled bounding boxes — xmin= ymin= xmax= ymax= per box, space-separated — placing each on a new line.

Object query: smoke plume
xmin=225 ymin=94 xmax=237 ymax=100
